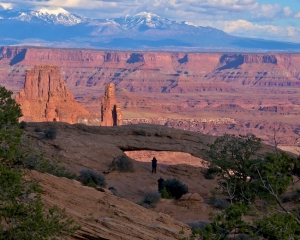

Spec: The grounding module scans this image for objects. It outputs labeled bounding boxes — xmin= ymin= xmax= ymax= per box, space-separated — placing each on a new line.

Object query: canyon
xmin=1 ymin=46 xmax=300 ymax=146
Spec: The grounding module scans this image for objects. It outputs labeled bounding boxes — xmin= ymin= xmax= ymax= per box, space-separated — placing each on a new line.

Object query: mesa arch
xmin=26 ymin=122 xmax=276 ymax=174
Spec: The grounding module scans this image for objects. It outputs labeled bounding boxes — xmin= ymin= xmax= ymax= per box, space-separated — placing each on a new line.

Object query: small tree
xmin=206 ymin=134 xmax=263 ymax=203
xmin=195 ymin=134 xmax=300 ymax=239
xmin=0 ymin=164 xmax=79 ymax=239
xmin=0 ymin=86 xmax=23 ymax=163
xmin=0 ymin=86 xmax=22 ymax=127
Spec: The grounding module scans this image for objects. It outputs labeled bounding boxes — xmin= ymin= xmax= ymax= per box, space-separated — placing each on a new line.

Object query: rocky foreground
xmin=29 ymin=171 xmax=191 ymax=240
xmin=22 ymin=122 xmax=283 ymax=239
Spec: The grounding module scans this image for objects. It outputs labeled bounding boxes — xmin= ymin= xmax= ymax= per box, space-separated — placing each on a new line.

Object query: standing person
xmin=151 ymin=157 xmax=157 ymax=173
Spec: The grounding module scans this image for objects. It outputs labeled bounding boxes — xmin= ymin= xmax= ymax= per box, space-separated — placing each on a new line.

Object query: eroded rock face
xmin=29 ymin=170 xmax=191 ymax=240
xmin=15 ymin=65 xmax=100 ymax=124
xmin=101 ymin=83 xmax=122 ymax=126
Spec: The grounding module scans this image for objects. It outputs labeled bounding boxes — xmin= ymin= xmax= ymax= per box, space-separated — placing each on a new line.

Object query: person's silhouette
xmin=151 ymin=157 xmax=157 ymax=173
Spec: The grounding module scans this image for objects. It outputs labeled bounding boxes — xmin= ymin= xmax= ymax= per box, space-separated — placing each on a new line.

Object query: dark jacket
xmin=152 ymin=158 xmax=157 ymax=167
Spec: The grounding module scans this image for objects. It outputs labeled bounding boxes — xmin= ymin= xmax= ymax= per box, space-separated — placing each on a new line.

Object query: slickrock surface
xmin=26 ymin=122 xmax=216 ymax=172
xmin=101 ymin=83 xmax=122 ymax=126
xmin=29 ymin=170 xmax=191 ymax=240
xmin=25 ymin=122 xmax=278 ymax=205
xmin=26 ymin=122 xmax=220 ymax=226
xmin=15 ymin=65 xmax=100 ymax=125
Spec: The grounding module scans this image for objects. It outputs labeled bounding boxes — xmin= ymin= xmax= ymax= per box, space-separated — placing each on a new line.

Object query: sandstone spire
xmin=101 ymin=83 xmax=122 ymax=126
xmin=15 ymin=65 xmax=95 ymax=124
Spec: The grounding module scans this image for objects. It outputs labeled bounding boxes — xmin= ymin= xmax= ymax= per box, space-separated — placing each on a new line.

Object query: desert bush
xmin=211 ymin=196 xmax=230 ymax=209
xmin=111 ymin=155 xmax=134 ymax=172
xmin=282 ymin=189 xmax=300 ymax=203
xmin=205 ymin=166 xmax=218 ymax=179
xmin=79 ymin=169 xmax=106 ymax=188
xmin=108 ymin=187 xmax=118 ymax=196
xmin=22 ymin=155 xmax=77 ymax=179
xmin=188 ymin=221 xmax=210 ymax=231
xmin=163 ymin=178 xmax=188 ymax=199
xmin=233 ymin=235 xmax=253 ymax=240
xmin=142 ymin=192 xmax=161 ymax=208
xmin=43 ymin=126 xmax=57 ymax=139
xmin=34 ymin=126 xmax=42 ymax=132
xmin=19 ymin=121 xmax=27 ymax=129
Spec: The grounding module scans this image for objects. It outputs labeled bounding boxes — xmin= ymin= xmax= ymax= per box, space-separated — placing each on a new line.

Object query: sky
xmin=1 ymin=0 xmax=300 ymax=43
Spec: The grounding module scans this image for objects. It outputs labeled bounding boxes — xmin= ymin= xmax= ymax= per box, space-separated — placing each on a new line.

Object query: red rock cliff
xmin=15 ymin=65 xmax=99 ymax=124
xmin=101 ymin=83 xmax=122 ymax=126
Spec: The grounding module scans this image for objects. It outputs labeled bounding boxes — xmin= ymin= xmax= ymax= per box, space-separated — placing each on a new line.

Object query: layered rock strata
xmin=29 ymin=170 xmax=191 ymax=240
xmin=101 ymin=83 xmax=122 ymax=126
xmin=15 ymin=65 xmax=99 ymax=124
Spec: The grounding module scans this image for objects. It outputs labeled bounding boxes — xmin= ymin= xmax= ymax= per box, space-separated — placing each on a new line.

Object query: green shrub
xmin=34 ymin=126 xmax=42 ymax=132
xmin=111 ymin=155 xmax=134 ymax=172
xmin=43 ymin=126 xmax=57 ymax=139
xmin=19 ymin=121 xmax=27 ymax=129
xmin=161 ymin=186 xmax=171 ymax=199
xmin=142 ymin=192 xmax=161 ymax=208
xmin=205 ymin=166 xmax=218 ymax=179
xmin=163 ymin=178 xmax=188 ymax=199
xmin=79 ymin=169 xmax=106 ymax=188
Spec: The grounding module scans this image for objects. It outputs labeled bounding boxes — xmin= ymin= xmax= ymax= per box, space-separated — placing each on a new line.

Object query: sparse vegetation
xmin=108 ymin=187 xmax=118 ymax=196
xmin=43 ymin=126 xmax=57 ymax=139
xmin=204 ymin=166 xmax=218 ymax=179
xmin=34 ymin=126 xmax=42 ymax=132
xmin=19 ymin=120 xmax=27 ymax=129
xmin=111 ymin=155 xmax=134 ymax=172
xmin=79 ymin=169 xmax=106 ymax=188
xmin=161 ymin=178 xmax=188 ymax=199
xmin=141 ymin=191 xmax=161 ymax=208
xmin=22 ymin=154 xmax=77 ymax=179
xmin=210 ymin=196 xmax=230 ymax=209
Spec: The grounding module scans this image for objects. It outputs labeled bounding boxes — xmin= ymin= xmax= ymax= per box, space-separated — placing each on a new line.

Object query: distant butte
xmin=15 ymin=65 xmax=100 ymax=125
xmin=101 ymin=83 xmax=122 ymax=126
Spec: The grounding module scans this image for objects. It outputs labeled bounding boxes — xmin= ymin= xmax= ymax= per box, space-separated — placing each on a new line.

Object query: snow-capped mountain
xmin=114 ymin=12 xmax=173 ymax=30
xmin=0 ymin=7 xmax=84 ymax=26
xmin=0 ymin=9 xmax=300 ymax=51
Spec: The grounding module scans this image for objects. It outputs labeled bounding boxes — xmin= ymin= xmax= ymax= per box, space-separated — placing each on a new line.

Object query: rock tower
xmin=101 ymin=83 xmax=122 ymax=126
xmin=15 ymin=65 xmax=95 ymax=124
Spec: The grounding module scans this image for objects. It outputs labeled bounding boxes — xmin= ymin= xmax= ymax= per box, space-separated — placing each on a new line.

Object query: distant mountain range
xmin=1 ymin=7 xmax=300 ymax=51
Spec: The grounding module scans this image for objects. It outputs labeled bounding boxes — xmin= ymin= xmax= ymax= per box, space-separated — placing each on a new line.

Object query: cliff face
xmin=101 ymin=83 xmax=122 ymax=126
xmin=15 ymin=65 xmax=99 ymax=124
xmin=2 ymin=47 xmax=300 ymax=96
xmin=2 ymin=47 xmax=300 ymax=145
